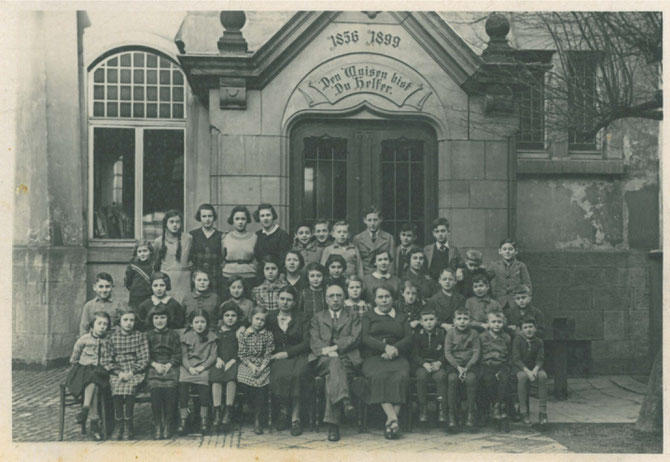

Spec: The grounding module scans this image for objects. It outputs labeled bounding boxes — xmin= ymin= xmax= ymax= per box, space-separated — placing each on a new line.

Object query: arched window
xmin=88 ymin=49 xmax=186 ymax=241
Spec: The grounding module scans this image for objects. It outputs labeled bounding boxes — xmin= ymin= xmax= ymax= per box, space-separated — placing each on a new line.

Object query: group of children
xmin=65 ymin=203 xmax=547 ymax=441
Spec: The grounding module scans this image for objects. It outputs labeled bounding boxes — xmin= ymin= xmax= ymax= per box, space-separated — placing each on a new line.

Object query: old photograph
xmin=9 ymin=6 xmax=663 ymax=455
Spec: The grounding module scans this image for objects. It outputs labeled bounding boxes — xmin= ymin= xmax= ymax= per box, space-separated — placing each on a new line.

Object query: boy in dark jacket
xmin=411 ymin=307 xmax=447 ymax=423
xmin=512 ymin=317 xmax=548 ymax=425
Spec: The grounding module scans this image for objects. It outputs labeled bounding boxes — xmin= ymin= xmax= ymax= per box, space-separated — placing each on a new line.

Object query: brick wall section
xmin=522 ymin=250 xmax=651 ymax=375
xmin=13 ymin=247 xmax=87 ymax=367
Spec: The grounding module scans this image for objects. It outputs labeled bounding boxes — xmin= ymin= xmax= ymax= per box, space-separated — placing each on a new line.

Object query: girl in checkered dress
xmin=237 ymin=306 xmax=274 ymax=434
xmin=251 ymin=255 xmax=285 ymax=312
xmin=106 ymin=309 xmax=150 ymax=440
xmin=344 ymin=274 xmax=370 ymax=318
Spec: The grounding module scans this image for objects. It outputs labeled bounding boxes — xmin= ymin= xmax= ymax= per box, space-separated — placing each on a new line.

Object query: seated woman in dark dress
xmin=266 ymin=285 xmax=313 ymax=436
xmin=361 ymin=285 xmax=413 ymax=439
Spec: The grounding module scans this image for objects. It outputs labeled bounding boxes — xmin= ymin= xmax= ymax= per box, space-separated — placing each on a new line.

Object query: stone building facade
xmin=12 ymin=10 xmax=660 ymax=375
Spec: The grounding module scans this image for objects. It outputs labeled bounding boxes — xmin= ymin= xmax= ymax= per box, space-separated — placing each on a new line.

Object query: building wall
xmin=516 ymin=117 xmax=659 ymax=374
xmin=13 ymin=12 xmax=87 ymax=366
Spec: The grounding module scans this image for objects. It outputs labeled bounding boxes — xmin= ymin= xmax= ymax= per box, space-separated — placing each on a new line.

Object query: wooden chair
xmin=58 ymin=382 xmax=109 ymax=441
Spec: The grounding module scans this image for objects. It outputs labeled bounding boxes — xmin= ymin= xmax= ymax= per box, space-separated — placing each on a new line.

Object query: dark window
xmin=567 ymin=51 xmax=599 ymax=151
xmin=302 ymin=136 xmax=347 ymax=225
xmin=380 ymin=138 xmax=425 ymax=239
xmin=517 ymin=73 xmax=545 ymax=150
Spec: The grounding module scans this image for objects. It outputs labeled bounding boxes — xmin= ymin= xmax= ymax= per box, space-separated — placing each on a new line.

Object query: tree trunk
xmin=635 ymin=349 xmax=662 ymax=432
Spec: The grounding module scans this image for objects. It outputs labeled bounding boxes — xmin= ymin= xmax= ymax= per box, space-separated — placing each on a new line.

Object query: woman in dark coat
xmin=361 ymin=284 xmax=413 ymax=440
xmin=266 ymin=285 xmax=313 ymax=436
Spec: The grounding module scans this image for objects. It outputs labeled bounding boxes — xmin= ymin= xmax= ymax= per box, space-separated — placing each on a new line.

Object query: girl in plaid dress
xmin=251 ymin=255 xmax=285 ymax=312
xmin=106 ymin=309 xmax=150 ymax=440
xmin=344 ymin=274 xmax=370 ymax=318
xmin=238 ymin=306 xmax=274 ymax=434
xmin=296 ymin=262 xmax=327 ymax=319
xmin=145 ymin=304 xmax=181 ymax=440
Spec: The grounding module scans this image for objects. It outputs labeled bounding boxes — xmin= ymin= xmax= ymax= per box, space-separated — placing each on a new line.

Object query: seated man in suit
xmin=309 ymin=283 xmax=362 ymax=441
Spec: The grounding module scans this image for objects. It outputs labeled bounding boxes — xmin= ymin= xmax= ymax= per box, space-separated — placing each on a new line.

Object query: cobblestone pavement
xmin=12 ymin=367 xmax=645 ymax=451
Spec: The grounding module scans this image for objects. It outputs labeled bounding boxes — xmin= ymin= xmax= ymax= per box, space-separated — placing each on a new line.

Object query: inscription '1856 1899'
xmin=326 ymin=30 xmax=401 ymax=50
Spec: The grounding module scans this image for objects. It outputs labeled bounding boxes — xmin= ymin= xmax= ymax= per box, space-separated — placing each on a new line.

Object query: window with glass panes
xmin=89 ymin=49 xmax=186 ymax=241
xmin=380 ymin=137 xmax=425 ymax=240
xmin=517 ymin=74 xmax=545 ymax=150
xmin=302 ymin=135 xmax=348 ymax=224
xmin=567 ymin=51 xmax=599 ymax=151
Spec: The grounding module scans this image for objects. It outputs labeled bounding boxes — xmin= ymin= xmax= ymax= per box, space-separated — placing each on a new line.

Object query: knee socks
xmin=113 ymin=395 xmax=136 ymax=420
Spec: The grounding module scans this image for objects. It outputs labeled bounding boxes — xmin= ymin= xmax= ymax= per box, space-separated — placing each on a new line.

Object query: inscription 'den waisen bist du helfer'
xmin=299 ymin=62 xmax=433 ymax=110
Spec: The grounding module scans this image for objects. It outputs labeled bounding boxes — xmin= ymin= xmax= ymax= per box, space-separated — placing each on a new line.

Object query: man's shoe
xmin=447 ymin=414 xmax=457 ymax=432
xmin=200 ymin=416 xmax=209 ymax=435
xmin=539 ymin=412 xmax=548 ymax=425
xmin=342 ymin=398 xmax=356 ymax=421
xmin=418 ymin=404 xmax=428 ymax=423
xmin=438 ymin=400 xmax=448 ymax=423
xmin=290 ymin=419 xmax=303 ymax=436
xmin=153 ymin=423 xmax=161 ymax=440
xmin=276 ymin=406 xmax=289 ymax=431
xmin=177 ymin=418 xmax=188 ymax=435
xmin=500 ymin=403 xmax=508 ymax=420
xmin=465 ymin=413 xmax=476 ymax=429
xmin=328 ymin=424 xmax=340 ymax=442
xmin=492 ymin=402 xmax=503 ymax=420
xmin=522 ymin=413 xmax=531 ymax=425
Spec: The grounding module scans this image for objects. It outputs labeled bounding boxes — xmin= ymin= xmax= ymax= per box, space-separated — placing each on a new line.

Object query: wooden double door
xmin=290 ymin=119 xmax=437 ymax=243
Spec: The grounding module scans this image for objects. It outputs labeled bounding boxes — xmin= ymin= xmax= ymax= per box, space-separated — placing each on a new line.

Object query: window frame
xmin=87 ymin=48 xmax=187 ymax=243
xmin=566 ymin=50 xmax=601 ymax=154
xmin=516 ymin=70 xmax=547 ymax=153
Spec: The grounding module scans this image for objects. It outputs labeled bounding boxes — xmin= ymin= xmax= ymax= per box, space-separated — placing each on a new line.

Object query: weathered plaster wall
xmin=13 ymin=12 xmax=87 ymax=366
xmin=517 ymin=118 xmax=659 ymax=250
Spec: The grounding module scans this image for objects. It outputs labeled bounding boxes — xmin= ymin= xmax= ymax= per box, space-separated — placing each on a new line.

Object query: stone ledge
xmin=517 ymin=159 xmax=625 ymax=176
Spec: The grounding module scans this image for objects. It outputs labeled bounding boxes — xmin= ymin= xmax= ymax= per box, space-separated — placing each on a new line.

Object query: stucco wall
xmin=13 ymin=12 xmax=87 ymax=366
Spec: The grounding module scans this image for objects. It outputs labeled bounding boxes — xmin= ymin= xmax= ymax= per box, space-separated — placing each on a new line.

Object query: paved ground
xmin=12 ymin=366 xmax=647 ymax=453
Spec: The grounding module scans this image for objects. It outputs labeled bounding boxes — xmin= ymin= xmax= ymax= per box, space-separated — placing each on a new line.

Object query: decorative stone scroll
xmin=298 ymin=60 xmax=433 ymax=110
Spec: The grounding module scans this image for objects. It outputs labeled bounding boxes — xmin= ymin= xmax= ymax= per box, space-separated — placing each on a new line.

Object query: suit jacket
xmin=353 ymin=230 xmax=396 ymax=275
xmin=265 ymin=312 xmax=311 ymax=358
xmin=308 ymin=308 xmax=362 ymax=366
xmin=423 ymin=242 xmax=462 ymax=272
xmin=394 ymin=244 xmax=421 ymax=277
xmin=427 ymin=290 xmax=466 ymax=325
xmin=487 ymin=259 xmax=532 ymax=307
